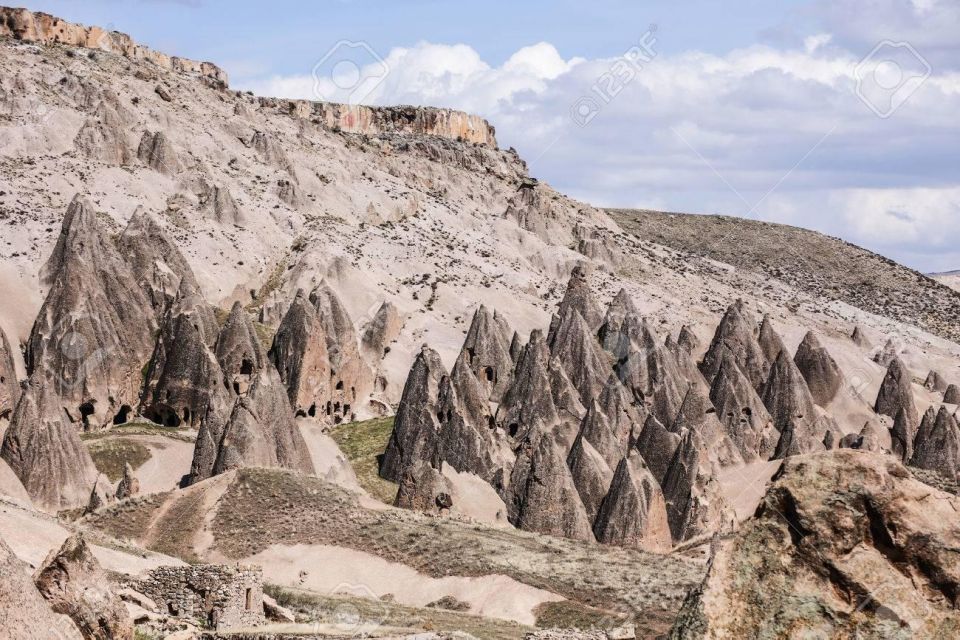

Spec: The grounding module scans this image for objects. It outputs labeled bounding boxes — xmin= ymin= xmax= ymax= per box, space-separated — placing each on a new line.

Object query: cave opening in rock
xmin=509 ymin=423 xmax=519 ymax=437
xmin=79 ymin=402 xmax=95 ymax=428
xmin=240 ymin=358 xmax=253 ymax=375
xmin=335 ymin=380 xmax=344 ymax=391
xmin=112 ymin=404 xmax=132 ymax=425
xmin=308 ymin=404 xmax=317 ymax=417
xmin=484 ymin=366 xmax=495 ymax=382
xmin=183 ymin=407 xmax=192 ymax=425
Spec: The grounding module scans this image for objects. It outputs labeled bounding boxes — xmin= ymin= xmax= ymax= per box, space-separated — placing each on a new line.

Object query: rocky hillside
xmin=609 ymin=209 xmax=960 ymax=344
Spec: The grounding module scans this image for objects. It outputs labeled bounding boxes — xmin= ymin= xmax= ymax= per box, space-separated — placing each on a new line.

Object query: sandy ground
xmin=441 ymin=466 xmax=510 ymax=526
xmin=298 ymin=420 xmax=363 ymax=493
xmin=243 ymin=543 xmax=564 ymax=626
xmin=0 ymin=497 xmax=183 ymax=574
xmin=718 ymin=460 xmax=784 ymax=522
xmin=0 ymin=457 xmax=31 ymax=506
xmin=125 ymin=434 xmax=195 ymax=495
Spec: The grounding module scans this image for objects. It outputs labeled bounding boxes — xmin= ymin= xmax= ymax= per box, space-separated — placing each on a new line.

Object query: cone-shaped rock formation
xmin=593 ymin=451 xmax=672 ymax=552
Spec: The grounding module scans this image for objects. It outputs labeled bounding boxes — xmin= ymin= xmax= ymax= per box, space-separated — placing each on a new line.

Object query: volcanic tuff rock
xmin=671 ymin=384 xmax=742 ymax=469
xmin=669 ymin=451 xmax=960 ymax=639
xmin=460 ymin=305 xmax=515 ymax=402
xmin=198 ymin=180 xmax=245 ymax=226
xmin=0 ymin=325 xmax=17 ymax=420
xmin=140 ymin=281 xmax=229 ymax=428
xmin=709 ymin=349 xmax=778 ymax=461
xmin=593 ymin=451 xmax=672 ymax=552
xmin=661 ymin=429 xmax=734 ymax=543
xmin=380 ymin=346 xmax=446 ymax=483
xmin=0 ymin=378 xmax=98 ymax=511
xmin=115 ymin=462 xmax=140 ymax=500
xmin=945 ymin=384 xmax=960 ymax=405
xmin=0 ymin=535 xmax=82 ymax=639
xmin=793 ymin=330 xmax=843 ymax=406
xmin=634 ymin=414 xmax=681 ymax=485
xmin=909 ymin=406 xmax=960 ymax=481
xmin=700 ymin=301 xmax=770 ymax=393
xmin=216 ymin=301 xmax=267 ymax=396
xmin=27 ymin=195 xmax=158 ymax=429
xmin=270 ymin=289 xmax=332 ymax=417
xmin=851 ymin=325 xmax=872 ymax=349
xmin=360 ymin=300 xmax=403 ymax=361
xmin=925 ymin=370 xmax=948 ymax=393
xmin=567 ymin=430 xmax=615 ymax=522
xmin=34 ymin=534 xmax=133 ymax=640
xmin=86 ymin=473 xmax=115 ymax=514
xmin=551 ymin=309 xmax=610 ymax=406
xmin=874 ymin=357 xmax=919 ymax=457
xmin=757 ymin=315 xmax=787 ymax=366
xmin=73 ymin=97 xmax=133 ymax=165
xmin=762 ymin=350 xmax=820 ymax=457
xmin=137 ymin=130 xmax=180 ymax=175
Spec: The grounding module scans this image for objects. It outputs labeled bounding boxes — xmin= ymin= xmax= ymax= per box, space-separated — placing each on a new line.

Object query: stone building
xmin=134 ymin=564 xmax=264 ymax=630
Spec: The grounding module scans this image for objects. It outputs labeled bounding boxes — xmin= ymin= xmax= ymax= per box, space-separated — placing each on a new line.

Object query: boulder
xmin=1 ymin=379 xmax=98 ymax=511
xmin=593 ymin=451 xmax=672 ymax=552
xmin=793 ymin=331 xmax=843 ymax=406
xmin=669 ymin=451 xmax=960 ymax=639
xmin=0 ymin=534 xmax=82 ymax=639
xmin=262 ymin=593 xmax=296 ymax=623
xmin=851 ymin=324 xmax=872 ymax=349
xmin=395 ymin=460 xmax=453 ymax=513
xmin=380 ymin=347 xmax=446 ymax=483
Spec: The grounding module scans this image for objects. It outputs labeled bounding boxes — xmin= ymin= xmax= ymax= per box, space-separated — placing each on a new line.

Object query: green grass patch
xmin=87 ymin=438 xmax=152 ymax=481
xmin=329 ymin=417 xmax=398 ymax=504
xmin=534 ymin=600 xmax=628 ymax=631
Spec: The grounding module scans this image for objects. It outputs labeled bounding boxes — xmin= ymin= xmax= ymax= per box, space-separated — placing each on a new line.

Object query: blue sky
xmin=20 ymin=0 xmax=960 ymax=272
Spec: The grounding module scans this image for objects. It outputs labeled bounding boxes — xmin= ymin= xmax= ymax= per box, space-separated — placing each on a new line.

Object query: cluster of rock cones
xmin=0 ymin=195 xmax=400 ymax=512
xmin=381 ymin=265 xmax=959 ymax=550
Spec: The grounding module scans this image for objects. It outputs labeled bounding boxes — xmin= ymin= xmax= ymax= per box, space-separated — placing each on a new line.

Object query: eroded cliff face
xmin=0 ymin=6 xmax=228 ymax=85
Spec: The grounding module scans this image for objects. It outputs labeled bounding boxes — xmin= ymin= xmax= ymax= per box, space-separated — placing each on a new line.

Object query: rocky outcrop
xmin=380 ymin=347 xmax=446 ymax=482
xmin=73 ymin=98 xmax=132 ymax=165
xmin=874 ymin=357 xmax=919 ymax=457
xmin=140 ymin=281 xmax=229 ymax=428
xmin=215 ymin=301 xmax=267 ymax=397
xmin=34 ymin=534 xmax=133 ymax=640
xmin=27 ymin=195 xmax=157 ymax=429
xmin=709 ymin=349 xmax=778 ymax=461
xmin=757 ymin=315 xmax=787 ymax=366
xmin=669 ymin=451 xmax=960 ymax=639
xmin=872 ymin=338 xmax=903 ymax=368
xmin=762 ymin=350 xmax=820 ymax=457
xmin=117 ymin=208 xmax=199 ymax=316
xmin=115 ymin=462 xmax=140 ymax=500
xmin=1 ymin=379 xmax=98 ymax=512
xmin=550 ymin=309 xmax=610 ymax=407
xmin=510 ymin=432 xmax=594 ymax=542
xmin=199 ymin=181 xmax=244 ymax=225
xmin=661 ymin=429 xmax=734 ymax=543
xmin=593 ymin=452 xmax=672 ymax=552
xmin=251 ymin=130 xmax=295 ymax=177
xmin=567 ymin=431 xmax=614 ymax=522
xmin=459 ymin=306 xmax=514 ymax=401
xmin=0 ymin=7 xmax=227 ymax=85
xmin=553 ymin=265 xmax=605 ymax=335
xmin=137 ymin=131 xmax=180 ymax=175
xmin=615 ymin=319 xmax=686 ymax=428
xmin=360 ymin=301 xmax=403 ymax=361
xmin=0 ymin=535 xmax=82 ymax=639
xmin=0 ymin=326 xmax=17 ymax=420
xmin=851 ymin=325 xmax=872 ymax=349
xmin=504 ymin=182 xmax=578 ymax=245
xmin=86 ymin=473 xmax=115 ymax=514
xmin=395 ymin=460 xmax=453 ymax=513
xmin=269 ymin=290 xmax=331 ymax=417
xmin=793 ymin=331 xmax=843 ymax=406
xmin=699 ymin=301 xmax=770 ymax=392
xmin=909 ymin=406 xmax=960 ymax=481
xmin=925 ymin=370 xmax=948 ymax=393
xmin=945 ymin=384 xmax=960 ymax=405
xmin=634 ymin=414 xmax=681 ymax=484
xmin=671 ymin=384 xmax=742 ymax=469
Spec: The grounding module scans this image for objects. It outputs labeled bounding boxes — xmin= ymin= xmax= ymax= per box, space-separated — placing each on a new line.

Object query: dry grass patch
xmin=329 ymin=417 xmax=398 ymax=504
xmin=87 ymin=438 xmax=152 ymax=481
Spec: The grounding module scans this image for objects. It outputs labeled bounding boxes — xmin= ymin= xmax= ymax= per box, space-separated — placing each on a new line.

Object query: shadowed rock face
xmin=460 ymin=306 xmax=514 ymax=402
xmin=567 ymin=430 xmax=614 ymax=522
xmin=380 ymin=347 xmax=446 ymax=483
xmin=875 ymin=357 xmax=919 ymax=448
xmin=361 ymin=301 xmax=403 ymax=362
xmin=794 ymin=331 xmax=843 ymax=406
xmin=140 ymin=281 xmax=229 ymax=429
xmin=551 ymin=308 xmax=610 ymax=406
xmin=395 ymin=460 xmax=453 ymax=513
xmin=86 ymin=473 xmax=114 ymax=514
xmin=757 ymin=316 xmax=787 ymax=367
xmin=598 ymin=288 xmax=640 ymax=359
xmin=0 ymin=379 xmax=98 ymax=512
xmin=0 ymin=534 xmax=82 ymax=639
xmin=671 ymin=384 xmax=743 ymax=470
xmin=117 ymin=208 xmax=199 ymax=317
xmin=851 ymin=325 xmax=872 ymax=349
xmin=635 ymin=414 xmax=681 ymax=485
xmin=909 ymin=406 xmax=960 ymax=481
xmin=578 ymin=400 xmax=627 ymax=472
xmin=269 ymin=290 xmax=331 ymax=417
xmin=700 ymin=301 xmax=770 ymax=393
xmin=924 ymin=370 xmax=948 ymax=393
xmin=0 ymin=326 xmax=18 ymax=421
xmin=762 ymin=350 xmax=820 ymax=458
xmin=945 ymin=384 xmax=960 ymax=405
xmin=510 ymin=431 xmax=594 ymax=542
xmin=709 ymin=349 xmax=778 ymax=462
xmin=593 ymin=451 xmax=672 ymax=552
xmin=34 ymin=533 xmax=133 ymax=640
xmin=615 ymin=319 xmax=687 ymax=427
xmin=661 ymin=429 xmax=734 ymax=543
xmin=669 ymin=451 xmax=960 ymax=639
xmin=27 ymin=195 xmax=158 ymax=429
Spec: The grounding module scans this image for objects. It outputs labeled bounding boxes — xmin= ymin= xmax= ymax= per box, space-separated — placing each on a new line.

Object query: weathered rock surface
xmin=199 ymin=181 xmax=245 ymax=225
xmin=86 ymin=473 xmax=115 ymax=514
xmin=137 ymin=130 xmax=180 ymax=175
xmin=794 ymin=331 xmax=843 ymax=406
xmin=757 ymin=315 xmax=787 ymax=366
xmin=851 ymin=325 xmax=872 ymax=349
xmin=0 ymin=534 xmax=82 ymax=639
xmin=0 ymin=325 xmax=18 ymax=420
xmin=269 ymin=290 xmax=331 ymax=417
xmin=762 ymin=350 xmax=820 ymax=458
xmin=460 ymin=306 xmax=515 ymax=401
xmin=74 ymin=98 xmax=132 ymax=165
xmin=115 ymin=462 xmax=140 ymax=500
xmin=1 ymin=379 xmax=98 ymax=511
xmin=27 ymin=195 xmax=158 ymax=429
xmin=874 ymin=357 xmax=919 ymax=458
xmin=34 ymin=533 xmax=133 ymax=640
xmin=661 ymin=429 xmax=734 ymax=543
xmin=925 ymin=370 xmax=948 ymax=393
xmin=634 ymin=414 xmax=681 ymax=484
xmin=593 ymin=451 xmax=672 ymax=552
xmin=945 ymin=384 xmax=960 ymax=405
xmin=361 ymin=301 xmax=403 ymax=361
xmin=380 ymin=346 xmax=446 ymax=482
xmin=909 ymin=406 xmax=960 ymax=482
xmin=699 ymin=301 xmax=770 ymax=393
xmin=709 ymin=349 xmax=778 ymax=461
xmin=669 ymin=451 xmax=960 ymax=639
xmin=567 ymin=430 xmax=614 ymax=522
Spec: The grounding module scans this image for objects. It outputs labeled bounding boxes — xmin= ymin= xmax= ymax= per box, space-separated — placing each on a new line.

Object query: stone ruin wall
xmin=133 ymin=564 xmax=264 ymax=630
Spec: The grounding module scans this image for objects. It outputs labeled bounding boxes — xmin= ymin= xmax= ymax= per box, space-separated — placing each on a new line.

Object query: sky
xmin=21 ymin=0 xmax=960 ymax=273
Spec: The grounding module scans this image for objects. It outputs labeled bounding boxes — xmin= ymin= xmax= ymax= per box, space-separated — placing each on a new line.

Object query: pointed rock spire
xmin=509 ymin=332 xmax=524 ymax=364
xmin=577 ymin=400 xmax=624 ymax=470
xmin=199 ymin=181 xmax=245 ymax=226
xmin=596 ymin=374 xmax=645 ymax=449
xmin=0 ymin=379 xmax=98 ymax=512
xmin=85 ymin=473 xmax=115 ymax=514
xmin=677 ymin=326 xmax=700 ymax=355
xmin=671 ymin=383 xmax=743 ymax=469
xmin=793 ymin=331 xmax=843 ymax=406
xmin=550 ymin=309 xmax=610 ymax=407
xmin=552 ymin=264 xmax=605 ymax=336
xmin=497 ymin=330 xmax=562 ymax=443
xmin=615 ymin=320 xmax=686 ymax=427
xmin=460 ymin=305 xmax=515 ymax=401
xmin=893 ymin=406 xmax=926 ymax=462
xmin=140 ymin=281 xmax=230 ymax=428
xmin=360 ymin=301 xmax=403 ymax=362
xmin=851 ymin=325 xmax=871 ymax=349
xmin=115 ymin=462 xmax=140 ymax=500
xmin=700 ymin=301 xmax=770 ymax=392
xmin=216 ymin=301 xmax=267 ymax=397
xmin=28 ymin=195 xmax=157 ymax=428
xmin=567 ymin=430 xmax=614 ymax=522
xmin=757 ymin=315 xmax=787 ymax=366
xmin=598 ymin=288 xmax=639 ymax=359
xmin=593 ymin=451 xmax=672 ymax=552
xmin=924 ymin=370 xmax=948 ymax=393
xmin=137 ymin=130 xmax=180 ymax=175
xmin=0 ymin=326 xmax=18 ymax=421
xmin=118 ymin=208 xmax=200 ymax=317
xmin=762 ymin=350 xmax=817 ymax=442
xmin=269 ymin=290 xmax=331 ymax=417
xmin=74 ymin=98 xmax=132 ymax=165
xmin=709 ymin=349 xmax=779 ymax=461
xmin=874 ymin=357 xmax=918 ymax=440
xmin=909 ymin=406 xmax=960 ymax=481
xmin=944 ymin=384 xmax=960 ymax=405
xmin=511 ymin=432 xmax=594 ymax=542
xmin=661 ymin=429 xmax=733 ymax=543
xmin=380 ymin=347 xmax=446 ymax=483
xmin=634 ymin=414 xmax=681 ymax=484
